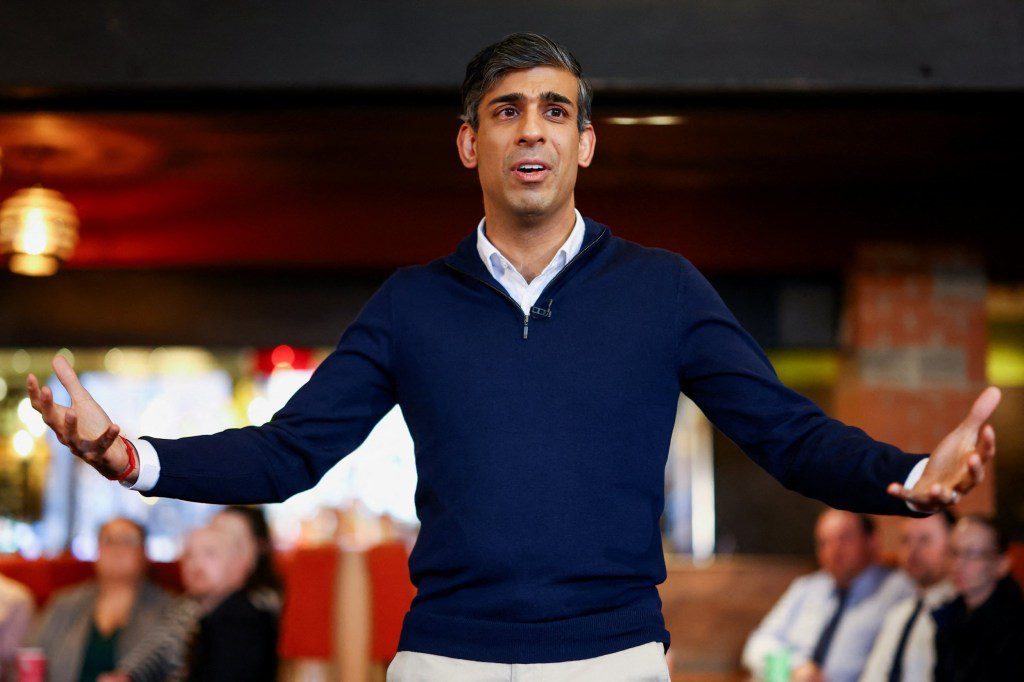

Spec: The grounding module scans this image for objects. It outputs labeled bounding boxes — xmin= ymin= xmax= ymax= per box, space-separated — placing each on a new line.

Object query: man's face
xmin=95 ymin=519 xmax=146 ymax=584
xmin=898 ymin=515 xmax=951 ymax=587
xmin=950 ymin=520 xmax=1009 ymax=600
xmin=457 ymin=65 xmax=595 ymax=221
xmin=181 ymin=528 xmax=248 ymax=599
xmin=815 ymin=511 xmax=875 ymax=588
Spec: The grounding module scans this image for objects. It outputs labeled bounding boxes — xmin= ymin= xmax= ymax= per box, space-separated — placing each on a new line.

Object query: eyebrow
xmin=486 ymin=91 xmax=574 ymax=108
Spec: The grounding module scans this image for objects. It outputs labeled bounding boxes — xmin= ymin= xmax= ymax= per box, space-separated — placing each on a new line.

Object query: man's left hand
xmin=887 ymin=386 xmax=1001 ymax=512
xmin=792 ymin=662 xmax=825 ymax=682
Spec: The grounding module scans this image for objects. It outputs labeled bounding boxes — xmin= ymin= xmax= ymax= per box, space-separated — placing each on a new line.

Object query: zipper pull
xmin=523 ymin=312 xmax=529 ymax=340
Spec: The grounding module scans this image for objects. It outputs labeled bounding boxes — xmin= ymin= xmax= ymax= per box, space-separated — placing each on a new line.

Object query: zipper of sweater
xmin=442 ymin=227 xmax=607 ymax=340
xmin=442 ymin=262 xmax=530 ymax=336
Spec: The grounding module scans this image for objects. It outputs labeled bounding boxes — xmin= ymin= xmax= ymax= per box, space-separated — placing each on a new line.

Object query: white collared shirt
xmin=475 ymin=208 xmax=585 ymax=315
xmin=858 ymin=579 xmax=957 ymax=682
xmin=742 ymin=565 xmax=917 ymax=682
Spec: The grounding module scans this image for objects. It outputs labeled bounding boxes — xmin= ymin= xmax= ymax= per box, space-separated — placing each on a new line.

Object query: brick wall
xmin=834 ymin=242 xmax=993 ymax=548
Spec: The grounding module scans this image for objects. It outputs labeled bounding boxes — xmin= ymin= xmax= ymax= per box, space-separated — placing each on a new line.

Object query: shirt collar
xmin=921 ymin=579 xmax=957 ymax=607
xmin=830 ymin=564 xmax=888 ymax=603
xmin=475 ymin=208 xmax=585 ymax=281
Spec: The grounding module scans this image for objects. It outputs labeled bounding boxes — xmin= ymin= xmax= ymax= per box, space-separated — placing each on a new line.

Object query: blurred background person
xmin=932 ymin=515 xmax=1024 ymax=681
xmin=107 ymin=510 xmax=281 ymax=682
xmin=0 ymin=572 xmax=34 ymax=680
xmin=210 ymin=505 xmax=283 ymax=614
xmin=176 ymin=525 xmax=278 ymax=681
xmin=743 ymin=509 xmax=914 ymax=682
xmin=29 ymin=518 xmax=172 ymax=681
xmin=860 ymin=510 xmax=957 ymax=682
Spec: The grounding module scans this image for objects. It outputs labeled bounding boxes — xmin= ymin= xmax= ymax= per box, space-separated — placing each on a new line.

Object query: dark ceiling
xmin=0 ymin=90 xmax=1020 ymax=278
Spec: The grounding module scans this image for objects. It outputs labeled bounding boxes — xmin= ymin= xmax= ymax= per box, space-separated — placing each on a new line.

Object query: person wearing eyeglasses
xmin=859 ymin=509 xmax=957 ymax=682
xmin=28 ymin=517 xmax=172 ymax=682
xmin=931 ymin=515 xmax=1024 ymax=681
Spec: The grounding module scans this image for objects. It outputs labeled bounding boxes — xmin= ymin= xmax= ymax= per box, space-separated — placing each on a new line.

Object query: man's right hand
xmin=26 ymin=355 xmax=136 ymax=483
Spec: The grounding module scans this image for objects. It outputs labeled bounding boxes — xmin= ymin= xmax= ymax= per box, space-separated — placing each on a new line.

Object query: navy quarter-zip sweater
xmin=140 ymin=217 xmax=929 ymax=663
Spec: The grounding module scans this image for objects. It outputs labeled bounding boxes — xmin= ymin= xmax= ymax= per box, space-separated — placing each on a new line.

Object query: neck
xmin=481 ymin=200 xmax=577 ymax=282
xmin=98 ymin=579 xmax=139 ymax=599
xmin=197 ymin=586 xmax=240 ymax=615
xmin=834 ymin=563 xmax=872 ymax=591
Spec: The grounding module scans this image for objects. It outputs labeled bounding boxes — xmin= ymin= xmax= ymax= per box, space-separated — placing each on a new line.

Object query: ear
xmin=577 ymin=122 xmax=596 ymax=169
xmin=456 ymin=122 xmax=478 ymax=169
xmin=997 ymin=554 xmax=1013 ymax=578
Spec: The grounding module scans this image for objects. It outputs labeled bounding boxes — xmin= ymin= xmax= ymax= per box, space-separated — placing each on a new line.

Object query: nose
xmin=517 ymin=106 xmax=545 ymax=146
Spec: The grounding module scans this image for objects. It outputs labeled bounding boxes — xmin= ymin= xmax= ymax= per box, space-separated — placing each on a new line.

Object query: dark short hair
xmin=816 ymin=509 xmax=875 ymax=538
xmin=959 ymin=514 xmax=1010 ymax=554
xmin=460 ymin=32 xmax=593 ymax=133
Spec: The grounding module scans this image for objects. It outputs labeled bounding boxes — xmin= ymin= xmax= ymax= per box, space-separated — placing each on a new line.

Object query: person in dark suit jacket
xmin=932 ymin=515 xmax=1024 ymax=682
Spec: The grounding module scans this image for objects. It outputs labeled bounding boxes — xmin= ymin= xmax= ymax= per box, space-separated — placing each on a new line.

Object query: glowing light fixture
xmin=0 ymin=186 xmax=80 ymax=276
xmin=605 ymin=115 xmax=687 ymax=126
xmin=13 ymin=431 xmax=34 ymax=459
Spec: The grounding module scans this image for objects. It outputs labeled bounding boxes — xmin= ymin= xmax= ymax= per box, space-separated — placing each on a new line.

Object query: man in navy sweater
xmin=28 ymin=33 xmax=999 ymax=680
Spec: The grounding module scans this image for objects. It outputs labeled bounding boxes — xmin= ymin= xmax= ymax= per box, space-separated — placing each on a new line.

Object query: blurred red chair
xmin=1010 ymin=542 xmax=1024 ymax=587
xmin=365 ymin=541 xmax=416 ymax=664
xmin=278 ymin=546 xmax=339 ymax=660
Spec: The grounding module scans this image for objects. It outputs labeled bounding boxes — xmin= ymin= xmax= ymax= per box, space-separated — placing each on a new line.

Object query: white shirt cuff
xmin=120 ymin=438 xmax=161 ymax=492
xmin=903 ymin=458 xmax=930 ymax=513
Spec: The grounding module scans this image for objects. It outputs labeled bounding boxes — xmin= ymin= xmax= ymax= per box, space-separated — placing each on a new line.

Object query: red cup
xmin=15 ymin=648 xmax=45 ymax=682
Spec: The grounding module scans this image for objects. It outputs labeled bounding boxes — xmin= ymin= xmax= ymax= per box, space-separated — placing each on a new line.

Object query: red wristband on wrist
xmin=105 ymin=435 xmax=138 ymax=482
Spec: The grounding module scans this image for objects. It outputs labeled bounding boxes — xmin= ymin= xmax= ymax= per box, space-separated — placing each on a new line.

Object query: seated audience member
xmin=111 ymin=506 xmax=282 ymax=682
xmin=0 ymin=572 xmax=34 ymax=679
xmin=109 ymin=525 xmax=278 ymax=682
xmin=209 ymin=505 xmax=284 ymax=613
xmin=859 ymin=510 xmax=957 ymax=682
xmin=932 ymin=514 xmax=1024 ymax=681
xmin=742 ymin=509 xmax=914 ymax=682
xmin=30 ymin=517 xmax=172 ymax=681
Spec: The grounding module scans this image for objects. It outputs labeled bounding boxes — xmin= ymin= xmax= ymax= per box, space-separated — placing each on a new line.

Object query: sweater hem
xmin=396 ymin=602 xmax=671 ymax=664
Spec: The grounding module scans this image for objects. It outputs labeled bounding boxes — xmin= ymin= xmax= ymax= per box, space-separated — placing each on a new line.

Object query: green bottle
xmin=764 ymin=648 xmax=791 ymax=682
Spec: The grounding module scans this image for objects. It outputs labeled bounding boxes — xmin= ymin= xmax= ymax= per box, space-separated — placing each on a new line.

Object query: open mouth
xmin=512 ymin=162 xmax=551 ymax=183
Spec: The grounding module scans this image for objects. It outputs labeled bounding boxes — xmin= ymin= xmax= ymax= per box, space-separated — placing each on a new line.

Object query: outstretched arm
xmin=27 ymin=272 xmax=401 ymax=504
xmin=673 ymin=257 xmax=997 ymax=516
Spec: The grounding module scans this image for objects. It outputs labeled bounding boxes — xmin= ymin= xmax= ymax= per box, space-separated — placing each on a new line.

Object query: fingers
xmin=89 ymin=423 xmax=122 ymax=455
xmin=962 ymin=386 xmax=1002 ymax=431
xmin=26 ymin=374 xmax=69 ymax=440
xmin=978 ymin=423 xmax=996 ymax=463
xmin=950 ymin=426 xmax=995 ymax=495
xmin=887 ymin=480 xmax=960 ymax=510
xmin=887 ymin=482 xmax=907 ymax=499
xmin=51 ymin=354 xmax=90 ymax=403
xmin=63 ymin=409 xmax=121 ymax=462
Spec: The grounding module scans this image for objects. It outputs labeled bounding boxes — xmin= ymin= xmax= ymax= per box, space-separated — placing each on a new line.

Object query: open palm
xmin=26 ymin=355 xmax=129 ymax=479
xmin=887 ymin=386 xmax=1000 ymax=512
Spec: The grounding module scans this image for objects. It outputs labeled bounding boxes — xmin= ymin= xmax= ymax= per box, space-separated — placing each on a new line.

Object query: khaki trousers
xmin=386 ymin=641 xmax=670 ymax=682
